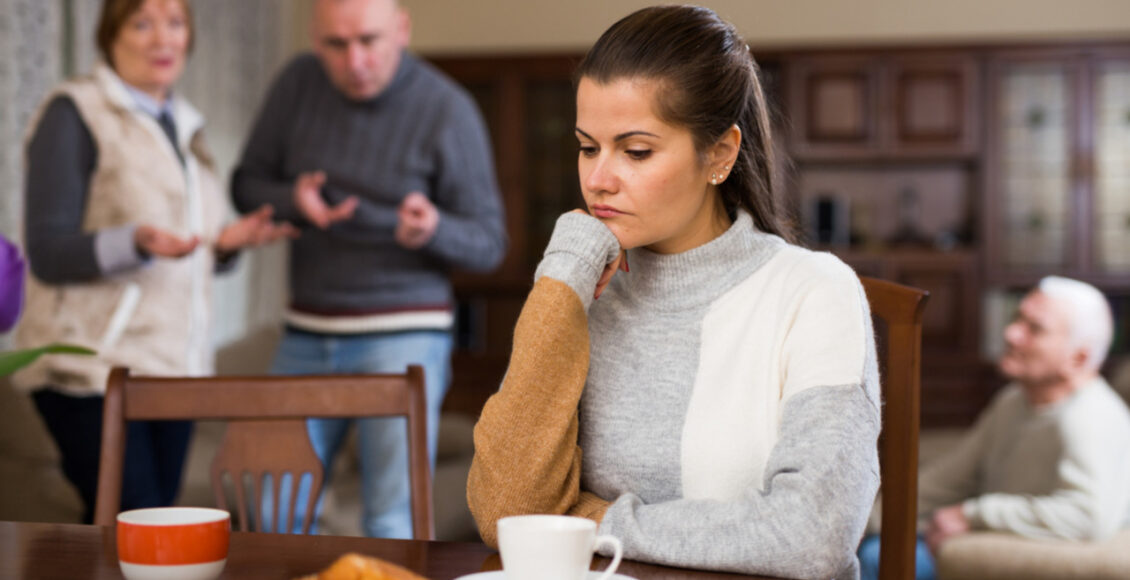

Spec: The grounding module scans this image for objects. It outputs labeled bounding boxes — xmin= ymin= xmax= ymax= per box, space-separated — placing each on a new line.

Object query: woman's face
xmin=111 ymin=0 xmax=189 ymax=101
xmin=575 ymin=77 xmax=731 ymax=254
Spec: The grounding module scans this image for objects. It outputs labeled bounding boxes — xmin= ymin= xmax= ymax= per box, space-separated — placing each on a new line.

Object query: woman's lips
xmin=591 ymin=205 xmax=624 ymax=219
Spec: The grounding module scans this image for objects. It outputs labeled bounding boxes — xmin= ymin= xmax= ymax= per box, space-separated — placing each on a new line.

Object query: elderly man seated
xmin=859 ymin=275 xmax=1130 ymax=580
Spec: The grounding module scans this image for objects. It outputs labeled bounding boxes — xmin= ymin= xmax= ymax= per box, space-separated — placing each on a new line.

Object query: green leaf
xmin=0 ymin=344 xmax=96 ymax=377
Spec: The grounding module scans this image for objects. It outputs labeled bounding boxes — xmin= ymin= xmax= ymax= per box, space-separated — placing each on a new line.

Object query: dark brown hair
xmin=97 ymin=0 xmax=194 ymax=68
xmin=576 ymin=5 xmax=794 ymax=243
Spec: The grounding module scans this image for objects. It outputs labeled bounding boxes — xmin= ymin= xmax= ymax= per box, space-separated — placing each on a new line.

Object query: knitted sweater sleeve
xmin=961 ymin=387 xmax=1130 ymax=541
xmin=25 ymin=95 xmax=146 ymax=283
xmin=230 ymin=58 xmax=305 ymax=224
xmin=466 ymin=213 xmax=619 ymax=547
xmin=916 ymin=392 xmax=1000 ymax=528
xmin=419 ymin=92 xmax=508 ymax=273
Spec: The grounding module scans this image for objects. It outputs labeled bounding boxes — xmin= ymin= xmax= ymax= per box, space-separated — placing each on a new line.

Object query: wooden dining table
xmin=1 ymin=520 xmax=780 ymax=580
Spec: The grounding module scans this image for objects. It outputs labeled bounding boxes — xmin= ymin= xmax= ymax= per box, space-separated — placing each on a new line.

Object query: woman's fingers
xmin=594 ymin=250 xmax=625 ymax=300
xmin=136 ymin=225 xmax=199 ymax=258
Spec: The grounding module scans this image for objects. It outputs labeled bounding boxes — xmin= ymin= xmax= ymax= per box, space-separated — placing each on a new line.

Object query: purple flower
xmin=0 ymin=233 xmax=25 ymax=332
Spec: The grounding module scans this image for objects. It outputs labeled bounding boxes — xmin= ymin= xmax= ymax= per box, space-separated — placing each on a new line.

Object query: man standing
xmin=859 ymin=276 xmax=1130 ymax=579
xmin=232 ymin=0 xmax=506 ymax=538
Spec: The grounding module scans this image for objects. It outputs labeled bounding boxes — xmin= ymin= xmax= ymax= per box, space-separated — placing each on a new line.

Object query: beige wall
xmin=400 ymin=0 xmax=1130 ymax=54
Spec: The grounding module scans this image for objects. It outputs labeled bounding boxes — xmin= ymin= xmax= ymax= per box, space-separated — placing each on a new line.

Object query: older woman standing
xmin=12 ymin=0 xmax=294 ymax=523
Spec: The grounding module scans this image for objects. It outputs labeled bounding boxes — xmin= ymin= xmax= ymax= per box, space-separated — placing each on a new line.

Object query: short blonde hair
xmin=1038 ymin=276 xmax=1113 ymax=370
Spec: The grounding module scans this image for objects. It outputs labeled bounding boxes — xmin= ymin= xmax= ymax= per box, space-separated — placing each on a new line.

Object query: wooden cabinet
xmin=836 ymin=250 xmax=985 ymax=425
xmin=788 ymin=52 xmax=981 ymax=160
xmin=985 ymin=47 xmax=1130 ymax=289
xmin=787 ymin=49 xmax=987 ymax=426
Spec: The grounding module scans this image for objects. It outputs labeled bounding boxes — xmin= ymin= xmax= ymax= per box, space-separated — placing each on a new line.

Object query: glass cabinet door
xmin=524 ymin=80 xmax=581 ymax=272
xmin=997 ymin=63 xmax=1073 ymax=272
xmin=1094 ymin=61 xmax=1130 ymax=275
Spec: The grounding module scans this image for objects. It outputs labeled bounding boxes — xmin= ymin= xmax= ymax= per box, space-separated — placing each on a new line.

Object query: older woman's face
xmin=111 ymin=0 xmax=189 ymax=100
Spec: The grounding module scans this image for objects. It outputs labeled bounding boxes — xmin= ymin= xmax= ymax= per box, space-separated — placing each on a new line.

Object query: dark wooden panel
xmin=897 ymin=71 xmax=962 ymax=141
xmin=788 ymin=56 xmax=880 ymax=159
xmin=888 ymin=53 xmax=981 ymax=157
xmin=894 ymin=255 xmax=980 ymax=354
xmin=808 ymin=71 xmax=873 ymax=142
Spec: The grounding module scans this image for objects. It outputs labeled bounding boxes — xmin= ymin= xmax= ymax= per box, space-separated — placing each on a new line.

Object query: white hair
xmin=1037 ymin=276 xmax=1113 ymax=370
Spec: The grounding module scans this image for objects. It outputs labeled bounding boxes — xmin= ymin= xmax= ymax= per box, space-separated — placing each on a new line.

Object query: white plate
xmin=454 ymin=572 xmax=637 ymax=580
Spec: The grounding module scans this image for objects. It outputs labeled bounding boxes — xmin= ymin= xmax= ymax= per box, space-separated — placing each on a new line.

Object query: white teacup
xmin=497 ymin=515 xmax=623 ymax=580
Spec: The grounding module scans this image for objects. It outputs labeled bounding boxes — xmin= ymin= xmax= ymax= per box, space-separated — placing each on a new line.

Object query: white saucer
xmin=454 ymin=572 xmax=636 ymax=580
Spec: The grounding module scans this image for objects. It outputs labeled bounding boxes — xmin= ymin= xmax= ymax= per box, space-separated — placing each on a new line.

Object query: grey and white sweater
xmin=468 ymin=210 xmax=880 ymax=579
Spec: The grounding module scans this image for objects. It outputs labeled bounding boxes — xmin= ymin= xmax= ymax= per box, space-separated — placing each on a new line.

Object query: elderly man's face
xmin=999 ymin=290 xmax=1083 ymax=386
xmin=312 ymin=0 xmax=409 ymax=101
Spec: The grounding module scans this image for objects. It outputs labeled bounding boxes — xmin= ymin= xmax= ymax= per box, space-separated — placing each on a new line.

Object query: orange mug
xmin=117 ymin=507 xmax=230 ymax=580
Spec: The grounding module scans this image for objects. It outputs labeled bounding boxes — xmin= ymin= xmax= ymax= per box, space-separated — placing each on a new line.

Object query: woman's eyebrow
xmin=575 ymin=127 xmax=660 ymax=141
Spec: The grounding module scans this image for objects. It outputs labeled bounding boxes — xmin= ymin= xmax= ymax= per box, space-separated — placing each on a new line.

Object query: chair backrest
xmin=93 ymin=366 xmax=434 ymax=539
xmin=860 ymin=277 xmax=929 ymax=580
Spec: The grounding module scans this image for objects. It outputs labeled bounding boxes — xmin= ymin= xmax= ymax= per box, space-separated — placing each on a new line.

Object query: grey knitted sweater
xmin=231 ymin=52 xmax=506 ymax=317
xmin=469 ymin=211 xmax=880 ymax=579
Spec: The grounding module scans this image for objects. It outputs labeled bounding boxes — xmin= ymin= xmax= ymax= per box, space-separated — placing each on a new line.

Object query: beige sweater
xmin=919 ymin=378 xmax=1130 ymax=540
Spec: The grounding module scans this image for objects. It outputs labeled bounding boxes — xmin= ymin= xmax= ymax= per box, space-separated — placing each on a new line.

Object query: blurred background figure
xmin=231 ymin=0 xmax=506 ymax=538
xmin=10 ymin=0 xmax=295 ymax=524
xmin=859 ymin=276 xmax=1130 ymax=580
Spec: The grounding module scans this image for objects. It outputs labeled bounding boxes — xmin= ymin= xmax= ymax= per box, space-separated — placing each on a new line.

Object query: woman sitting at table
xmin=467 ymin=5 xmax=879 ymax=579
xmin=13 ymin=0 xmax=295 ymax=524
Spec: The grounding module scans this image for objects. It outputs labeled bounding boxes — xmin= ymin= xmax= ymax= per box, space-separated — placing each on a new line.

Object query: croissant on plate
xmin=295 ymin=553 xmax=430 ymax=580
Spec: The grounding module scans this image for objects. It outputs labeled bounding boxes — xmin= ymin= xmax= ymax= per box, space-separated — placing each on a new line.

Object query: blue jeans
xmin=858 ymin=534 xmax=936 ymax=580
xmin=266 ymin=327 xmax=452 ymax=538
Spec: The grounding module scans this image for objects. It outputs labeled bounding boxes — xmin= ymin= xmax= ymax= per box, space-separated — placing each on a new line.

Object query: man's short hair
xmin=1037 ymin=276 xmax=1113 ymax=370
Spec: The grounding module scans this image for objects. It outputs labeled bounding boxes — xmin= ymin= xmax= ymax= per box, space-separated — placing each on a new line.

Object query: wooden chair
xmin=93 ymin=366 xmax=434 ymax=539
xmin=860 ymin=277 xmax=929 ymax=580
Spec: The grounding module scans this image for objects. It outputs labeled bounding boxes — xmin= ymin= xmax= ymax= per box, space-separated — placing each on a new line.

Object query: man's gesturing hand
xmin=395 ymin=192 xmax=439 ymax=249
xmin=294 ymin=170 xmax=358 ymax=229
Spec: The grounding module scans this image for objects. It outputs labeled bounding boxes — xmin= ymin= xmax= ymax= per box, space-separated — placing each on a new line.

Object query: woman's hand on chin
xmin=571 ymin=209 xmax=628 ymax=300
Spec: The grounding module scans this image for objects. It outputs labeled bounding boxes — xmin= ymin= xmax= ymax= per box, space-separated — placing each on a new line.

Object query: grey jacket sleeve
xmin=230 ymin=60 xmax=306 ymax=224
xmin=418 ymin=92 xmax=508 ymax=273
xmin=25 ymin=96 xmax=146 ymax=283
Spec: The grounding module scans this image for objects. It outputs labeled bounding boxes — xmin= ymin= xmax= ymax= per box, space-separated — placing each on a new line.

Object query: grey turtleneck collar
xmin=536 ymin=209 xmax=785 ymax=311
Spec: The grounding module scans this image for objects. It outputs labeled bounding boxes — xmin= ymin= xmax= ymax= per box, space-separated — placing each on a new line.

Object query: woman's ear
xmin=708 ymin=124 xmax=742 ymax=182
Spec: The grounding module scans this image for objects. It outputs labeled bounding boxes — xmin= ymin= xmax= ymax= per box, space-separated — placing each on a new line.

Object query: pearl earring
xmin=711 ymin=173 xmax=718 ymax=185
